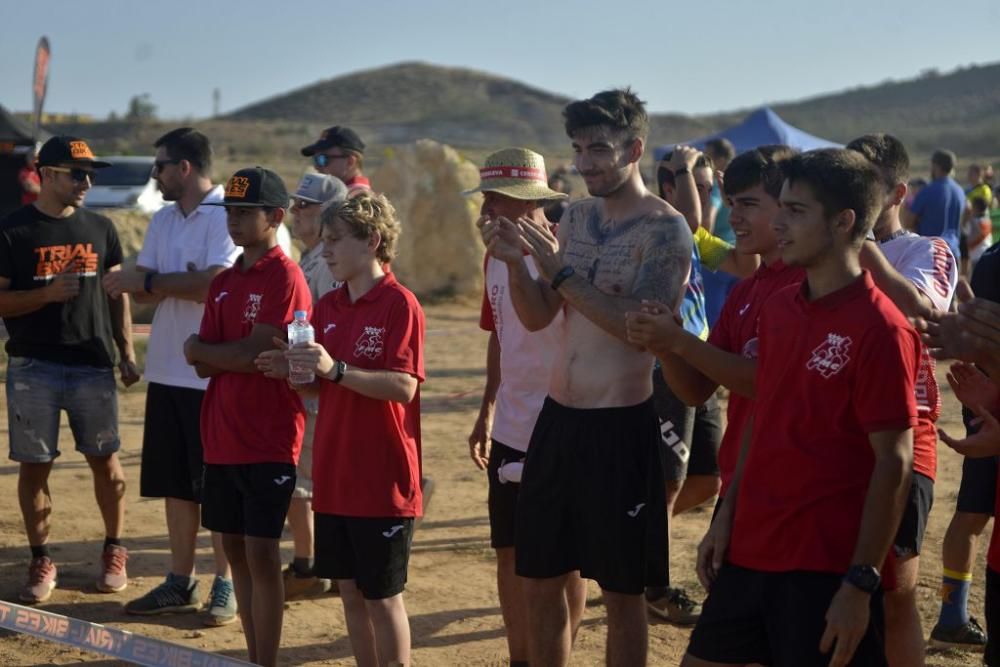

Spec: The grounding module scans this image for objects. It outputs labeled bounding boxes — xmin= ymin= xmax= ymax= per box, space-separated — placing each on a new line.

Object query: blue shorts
xmin=6 ymin=356 xmax=120 ymax=463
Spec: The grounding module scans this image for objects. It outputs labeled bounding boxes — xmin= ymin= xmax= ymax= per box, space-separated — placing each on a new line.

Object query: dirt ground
xmin=0 ymin=300 xmax=990 ymax=666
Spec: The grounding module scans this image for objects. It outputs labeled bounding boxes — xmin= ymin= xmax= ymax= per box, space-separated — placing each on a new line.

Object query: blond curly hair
xmin=320 ymin=191 xmax=400 ymax=264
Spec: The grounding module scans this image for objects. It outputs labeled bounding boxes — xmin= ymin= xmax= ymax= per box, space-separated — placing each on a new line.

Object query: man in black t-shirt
xmin=0 ymin=136 xmax=139 ymax=604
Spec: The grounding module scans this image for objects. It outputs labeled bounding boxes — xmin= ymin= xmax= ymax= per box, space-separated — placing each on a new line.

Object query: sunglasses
xmin=47 ymin=166 xmax=96 ymax=183
xmin=154 ymin=158 xmax=182 ymax=171
xmin=313 ymin=153 xmax=349 ymax=168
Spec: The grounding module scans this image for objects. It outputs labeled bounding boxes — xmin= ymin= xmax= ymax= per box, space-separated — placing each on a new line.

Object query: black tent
xmin=0 ymin=104 xmax=48 ymax=218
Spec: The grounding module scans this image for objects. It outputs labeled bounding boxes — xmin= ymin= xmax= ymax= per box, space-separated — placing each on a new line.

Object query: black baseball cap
xmin=205 ymin=167 xmax=289 ymax=208
xmin=37 ymin=136 xmax=111 ymax=168
xmin=301 ymin=125 xmax=365 ymax=156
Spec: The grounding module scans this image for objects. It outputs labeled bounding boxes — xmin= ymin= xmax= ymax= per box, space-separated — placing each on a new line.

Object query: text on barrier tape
xmin=0 ymin=599 xmax=253 ymax=667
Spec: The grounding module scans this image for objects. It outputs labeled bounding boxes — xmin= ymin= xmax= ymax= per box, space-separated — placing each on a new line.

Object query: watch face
xmin=849 ymin=566 xmax=880 ymax=592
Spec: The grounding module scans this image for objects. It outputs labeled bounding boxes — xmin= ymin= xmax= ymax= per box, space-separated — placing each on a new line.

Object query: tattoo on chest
xmin=562 ymin=202 xmax=690 ymax=302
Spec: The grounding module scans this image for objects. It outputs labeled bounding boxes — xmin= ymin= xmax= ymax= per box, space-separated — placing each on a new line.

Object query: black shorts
xmin=314 ymin=513 xmax=414 ymax=600
xmin=201 ymin=463 xmax=296 ymax=539
xmin=986 ymin=567 xmax=1000 ymax=667
xmin=652 ymin=371 xmax=721 ymax=482
xmin=140 ymin=383 xmax=207 ymax=502
xmin=487 ymin=440 xmax=524 ymax=549
xmin=514 ymin=396 xmax=668 ymax=595
xmin=687 ymin=564 xmax=887 ymax=666
xmin=956 ymin=454 xmax=998 ymax=515
xmin=893 ymin=472 xmax=934 ymax=557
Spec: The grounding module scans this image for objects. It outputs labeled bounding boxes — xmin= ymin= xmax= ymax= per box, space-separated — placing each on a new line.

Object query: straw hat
xmin=464 ymin=147 xmax=568 ymax=201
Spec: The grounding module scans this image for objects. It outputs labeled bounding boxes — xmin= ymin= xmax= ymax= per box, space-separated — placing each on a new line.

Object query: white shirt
xmin=136 ymin=186 xmax=239 ymax=390
xmin=299 ymin=242 xmax=338 ymax=305
xmin=879 ymin=231 xmax=958 ymax=312
xmin=483 ymin=256 xmax=563 ymax=452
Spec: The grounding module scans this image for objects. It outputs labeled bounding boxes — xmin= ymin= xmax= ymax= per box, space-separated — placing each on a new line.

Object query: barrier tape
xmin=0 ymin=599 xmax=253 ymax=666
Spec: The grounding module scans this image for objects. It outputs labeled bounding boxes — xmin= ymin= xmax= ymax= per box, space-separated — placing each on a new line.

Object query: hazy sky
xmin=2 ymin=0 xmax=998 ymax=119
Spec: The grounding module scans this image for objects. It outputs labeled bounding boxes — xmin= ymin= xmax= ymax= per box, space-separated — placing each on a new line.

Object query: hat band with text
xmin=479 ymin=166 xmax=546 ymax=182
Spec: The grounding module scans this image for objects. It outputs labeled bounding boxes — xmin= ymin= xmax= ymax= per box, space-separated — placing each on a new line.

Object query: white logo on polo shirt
xmin=324 ymin=323 xmax=337 ymax=334
xmin=382 ymin=525 xmax=404 ymax=538
xmin=242 ymin=293 xmax=262 ymax=323
xmin=214 ymin=291 xmax=229 ymax=303
xmin=273 ymin=475 xmax=291 ymax=485
xmin=355 ymin=326 xmax=385 ymax=359
xmin=807 ymin=333 xmax=852 ymax=378
xmin=738 ymin=303 xmax=751 ymax=316
xmin=626 ymin=503 xmax=645 ymax=518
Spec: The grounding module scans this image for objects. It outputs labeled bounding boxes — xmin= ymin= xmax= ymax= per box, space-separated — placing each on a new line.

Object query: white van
xmin=84 ymin=156 xmax=164 ymax=214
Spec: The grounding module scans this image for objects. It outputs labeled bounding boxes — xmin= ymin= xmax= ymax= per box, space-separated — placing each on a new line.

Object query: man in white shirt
xmin=103 ymin=128 xmax=240 ymax=626
xmin=468 ymin=148 xmax=587 ymax=667
xmin=282 ymin=172 xmax=346 ymax=600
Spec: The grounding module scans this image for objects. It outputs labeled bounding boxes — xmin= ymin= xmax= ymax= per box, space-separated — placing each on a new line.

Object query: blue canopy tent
xmin=654 ymin=107 xmax=840 ymax=160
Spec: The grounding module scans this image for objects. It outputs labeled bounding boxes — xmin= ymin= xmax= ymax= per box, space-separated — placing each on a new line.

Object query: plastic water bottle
xmin=287 ymin=310 xmax=315 ymax=384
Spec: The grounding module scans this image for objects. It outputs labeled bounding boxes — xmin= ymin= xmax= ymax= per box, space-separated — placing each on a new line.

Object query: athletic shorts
xmin=314 ymin=513 xmax=414 ymax=600
xmin=893 ymin=472 xmax=934 ymax=558
xmin=652 ymin=371 xmax=721 ymax=482
xmin=687 ymin=564 xmax=887 ymax=666
xmin=7 ymin=356 xmax=119 ymax=463
xmin=986 ymin=567 xmax=1000 ymax=667
xmin=201 ymin=463 xmax=296 ymax=539
xmin=140 ymin=383 xmax=206 ymax=502
xmin=514 ymin=396 xmax=668 ymax=595
xmin=956 ymin=442 xmax=997 ymax=515
xmin=487 ymin=440 xmax=525 ymax=549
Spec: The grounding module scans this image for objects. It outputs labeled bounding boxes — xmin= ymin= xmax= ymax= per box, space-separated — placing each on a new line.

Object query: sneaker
xmin=20 ymin=557 xmax=57 ymax=603
xmin=929 ymin=617 xmax=987 ymax=649
xmin=282 ymin=564 xmax=332 ymax=601
xmin=645 ymin=586 xmax=701 ymax=625
xmin=125 ymin=573 xmax=201 ymax=615
xmin=203 ymin=576 xmax=238 ymax=627
xmin=96 ymin=544 xmax=128 ymax=593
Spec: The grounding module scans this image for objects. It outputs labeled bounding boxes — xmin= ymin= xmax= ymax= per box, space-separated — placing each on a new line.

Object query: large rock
xmin=372 ymin=140 xmax=484 ymax=298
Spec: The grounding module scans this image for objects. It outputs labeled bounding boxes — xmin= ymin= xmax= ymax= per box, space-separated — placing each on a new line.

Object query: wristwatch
xmin=844 ymin=564 xmax=881 ymax=594
xmin=674 ymin=167 xmax=690 ymax=176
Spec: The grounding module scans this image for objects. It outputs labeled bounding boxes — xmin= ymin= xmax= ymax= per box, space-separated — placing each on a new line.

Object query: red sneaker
xmin=20 ymin=556 xmax=57 ymax=603
xmin=97 ymin=544 xmax=129 ymax=593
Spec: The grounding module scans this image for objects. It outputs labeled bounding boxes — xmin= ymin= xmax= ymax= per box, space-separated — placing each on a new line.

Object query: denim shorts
xmin=6 ymin=356 xmax=120 ymax=463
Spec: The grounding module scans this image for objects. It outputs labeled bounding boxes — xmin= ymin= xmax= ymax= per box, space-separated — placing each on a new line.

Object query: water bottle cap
xmin=293 ymin=310 xmax=308 ymax=320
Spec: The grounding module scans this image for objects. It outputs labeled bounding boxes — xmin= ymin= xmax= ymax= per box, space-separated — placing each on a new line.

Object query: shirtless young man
xmin=481 ymin=88 xmax=692 ymax=666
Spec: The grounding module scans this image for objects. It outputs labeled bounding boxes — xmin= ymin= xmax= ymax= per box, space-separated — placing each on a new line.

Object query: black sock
xmin=103 ymin=536 xmax=122 ymax=550
xmin=293 ymin=557 xmax=314 ymax=577
xmin=30 ymin=544 xmax=51 ymax=560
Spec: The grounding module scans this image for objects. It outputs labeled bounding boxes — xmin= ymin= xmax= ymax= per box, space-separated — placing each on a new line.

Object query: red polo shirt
xmin=310 ymin=272 xmax=426 ymax=518
xmin=706 ymin=260 xmax=804 ymax=495
xmin=199 ymin=246 xmax=311 ymax=465
xmin=729 ymin=272 xmax=920 ymax=574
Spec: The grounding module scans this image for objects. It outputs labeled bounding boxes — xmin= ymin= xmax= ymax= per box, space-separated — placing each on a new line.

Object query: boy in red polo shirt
xmin=257 ymin=191 xmax=424 ymax=667
xmin=184 ymin=167 xmax=311 ymax=667
xmin=626 ymin=145 xmax=802 ymax=498
xmin=680 ymin=149 xmax=920 ymax=667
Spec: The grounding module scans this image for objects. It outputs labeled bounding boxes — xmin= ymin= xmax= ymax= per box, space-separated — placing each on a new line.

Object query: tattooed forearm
xmin=633 ymin=215 xmax=693 ymax=310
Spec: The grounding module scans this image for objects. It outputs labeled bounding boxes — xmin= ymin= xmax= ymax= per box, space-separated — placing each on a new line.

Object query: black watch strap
xmin=331 ymin=360 xmax=347 ymax=384
xmin=550 ymin=265 xmax=575 ymax=290
xmin=144 ymin=272 xmax=157 ymax=294
xmin=674 ymin=167 xmax=691 ymax=176
xmin=844 ymin=565 xmax=881 ymax=594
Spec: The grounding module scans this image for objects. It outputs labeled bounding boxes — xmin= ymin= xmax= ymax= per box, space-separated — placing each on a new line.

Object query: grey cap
xmin=293 ymin=173 xmax=348 ymax=205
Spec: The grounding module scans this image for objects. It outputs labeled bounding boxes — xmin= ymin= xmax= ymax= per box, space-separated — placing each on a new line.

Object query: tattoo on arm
xmin=632 ymin=215 xmax=693 ymax=310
